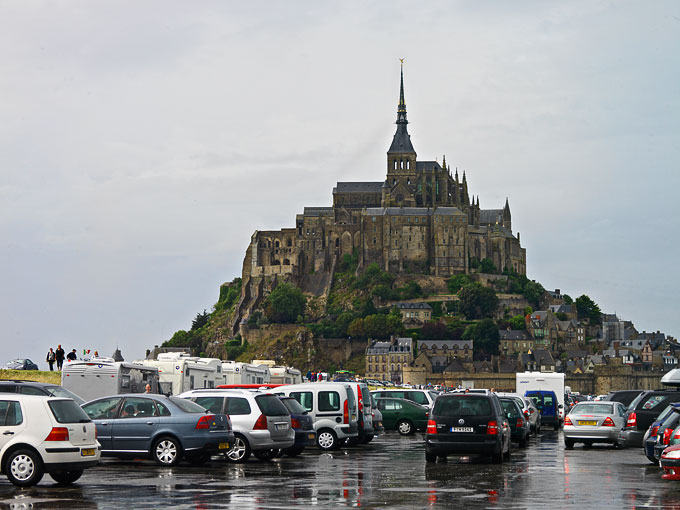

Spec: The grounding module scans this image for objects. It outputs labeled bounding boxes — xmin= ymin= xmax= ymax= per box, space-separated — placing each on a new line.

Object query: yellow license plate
xmin=218 ymin=442 xmax=229 ymax=450
xmin=578 ymin=420 xmax=597 ymax=426
xmin=81 ymin=449 xmax=95 ymax=457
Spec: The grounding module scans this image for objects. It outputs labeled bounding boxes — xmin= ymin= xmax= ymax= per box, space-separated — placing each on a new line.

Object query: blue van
xmin=525 ymin=390 xmax=562 ymax=430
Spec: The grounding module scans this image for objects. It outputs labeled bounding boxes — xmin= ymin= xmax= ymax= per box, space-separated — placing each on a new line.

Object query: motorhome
xmin=221 ymin=361 xmax=271 ymax=385
xmin=253 ymin=360 xmax=302 ymax=385
xmin=516 ymin=371 xmax=566 ymax=429
xmin=61 ymin=358 xmax=159 ymax=402
xmin=139 ymin=352 xmax=218 ymax=395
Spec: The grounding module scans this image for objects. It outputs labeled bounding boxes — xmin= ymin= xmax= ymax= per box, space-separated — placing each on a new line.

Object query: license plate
xmin=81 ymin=449 xmax=95 ymax=457
xmin=308 ymin=433 xmax=316 ymax=440
xmin=578 ymin=420 xmax=597 ymax=426
xmin=451 ymin=427 xmax=474 ymax=433
xmin=218 ymin=442 xmax=229 ymax=450
xmin=275 ymin=423 xmax=289 ymax=431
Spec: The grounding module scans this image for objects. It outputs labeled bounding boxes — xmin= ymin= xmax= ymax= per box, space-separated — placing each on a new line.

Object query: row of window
xmin=367 ymin=355 xmax=409 ymax=363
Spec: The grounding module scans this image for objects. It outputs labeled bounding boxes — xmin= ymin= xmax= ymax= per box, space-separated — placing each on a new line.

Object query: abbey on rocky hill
xmin=236 ymin=65 xmax=526 ymax=330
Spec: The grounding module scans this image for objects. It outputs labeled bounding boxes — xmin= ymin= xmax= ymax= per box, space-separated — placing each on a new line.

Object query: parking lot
xmin=0 ymin=430 xmax=678 ymax=509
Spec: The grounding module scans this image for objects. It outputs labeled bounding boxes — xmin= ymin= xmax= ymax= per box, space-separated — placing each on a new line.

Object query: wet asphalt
xmin=1 ymin=431 xmax=679 ymax=509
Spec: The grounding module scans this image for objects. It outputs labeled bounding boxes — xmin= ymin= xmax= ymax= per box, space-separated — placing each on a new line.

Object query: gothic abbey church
xmin=235 ymin=66 xmax=526 ymax=330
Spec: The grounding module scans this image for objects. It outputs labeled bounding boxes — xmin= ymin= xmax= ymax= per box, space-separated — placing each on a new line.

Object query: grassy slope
xmin=0 ymin=370 xmax=62 ymax=384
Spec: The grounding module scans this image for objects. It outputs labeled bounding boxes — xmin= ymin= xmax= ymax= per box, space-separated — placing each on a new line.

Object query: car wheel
xmin=553 ymin=422 xmax=560 ymax=431
xmin=519 ymin=436 xmax=528 ymax=448
xmin=535 ymin=422 xmax=541 ymax=434
xmin=153 ymin=436 xmax=182 ymax=466
xmin=425 ymin=450 xmax=437 ymax=463
xmin=504 ymin=438 xmax=511 ymax=459
xmin=317 ymin=429 xmax=338 ymax=451
xmin=253 ymin=449 xmax=276 ymax=461
xmin=564 ymin=438 xmax=574 ymax=449
xmin=284 ymin=446 xmax=304 ymax=457
xmin=50 ymin=470 xmax=84 ymax=485
xmin=492 ymin=448 xmax=504 ymax=464
xmin=647 ymin=454 xmax=658 ymax=464
xmin=5 ymin=449 xmax=44 ymax=487
xmin=361 ymin=434 xmax=374 ymax=444
xmin=226 ymin=434 xmax=251 ymax=463
xmin=397 ymin=420 xmax=414 ymax=436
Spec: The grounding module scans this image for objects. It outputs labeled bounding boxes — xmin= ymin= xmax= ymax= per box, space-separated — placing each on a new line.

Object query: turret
xmin=387 ymin=61 xmax=417 ymax=177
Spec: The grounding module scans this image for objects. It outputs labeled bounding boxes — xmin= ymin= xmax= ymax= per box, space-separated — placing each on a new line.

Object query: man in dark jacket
xmin=66 ymin=349 xmax=77 ymax=361
xmin=55 ymin=344 xmax=65 ymax=370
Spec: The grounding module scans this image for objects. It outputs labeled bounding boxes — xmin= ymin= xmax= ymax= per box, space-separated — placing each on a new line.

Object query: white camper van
xmin=140 ymin=352 xmax=217 ymax=395
xmin=221 ymin=362 xmax=271 ymax=385
xmin=61 ymin=358 xmax=160 ymax=402
xmin=516 ymin=371 xmax=566 ymax=429
xmin=269 ymin=366 xmax=303 ymax=385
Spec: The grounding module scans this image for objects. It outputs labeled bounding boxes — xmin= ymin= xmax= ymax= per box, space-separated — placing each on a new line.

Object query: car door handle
xmin=146 ymin=422 xmax=154 ymax=425
xmin=3 ymin=431 xmax=14 ymax=435
xmin=100 ymin=422 xmax=109 ymax=426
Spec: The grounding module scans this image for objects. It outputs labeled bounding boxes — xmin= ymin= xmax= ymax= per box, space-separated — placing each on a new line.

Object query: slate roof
xmin=303 ymin=207 xmax=334 ymax=216
xmin=565 ymin=350 xmax=589 ymax=359
xmin=415 ymin=161 xmax=442 ymax=172
xmin=418 ymin=340 xmax=473 ymax=350
xmin=444 ymin=359 xmax=468 ymax=373
xmin=479 ymin=209 xmax=504 ymax=225
xmin=397 ymin=302 xmax=432 ymax=310
xmin=333 ymin=182 xmax=384 ymax=194
xmin=366 ymin=337 xmax=412 ymax=355
xmin=388 ymin=124 xmax=416 ymax=153
xmin=499 ymin=330 xmax=530 ymax=341
xmin=363 ymin=206 xmax=465 ymax=216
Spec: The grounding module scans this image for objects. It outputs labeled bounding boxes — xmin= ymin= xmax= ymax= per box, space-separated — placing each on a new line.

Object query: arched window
xmin=275 ymin=240 xmax=280 ymax=248
xmin=283 ymin=259 xmax=290 ymax=265
xmin=287 ymin=239 xmax=292 ymax=247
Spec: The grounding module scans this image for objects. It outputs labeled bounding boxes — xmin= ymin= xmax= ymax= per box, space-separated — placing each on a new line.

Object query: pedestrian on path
xmin=55 ymin=344 xmax=65 ymax=370
xmin=46 ymin=348 xmax=56 ymax=371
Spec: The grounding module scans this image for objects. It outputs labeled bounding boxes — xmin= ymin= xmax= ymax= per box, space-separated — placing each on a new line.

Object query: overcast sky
xmin=1 ymin=1 xmax=678 ymax=368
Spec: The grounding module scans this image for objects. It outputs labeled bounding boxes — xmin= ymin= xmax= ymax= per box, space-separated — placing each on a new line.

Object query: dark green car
xmin=375 ymin=397 xmax=429 ymax=435
xmin=500 ymin=397 xmax=530 ymax=448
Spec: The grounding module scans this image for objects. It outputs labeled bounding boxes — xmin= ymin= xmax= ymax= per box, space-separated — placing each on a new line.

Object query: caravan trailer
xmin=221 ymin=361 xmax=271 ymax=385
xmin=139 ymin=352 xmax=217 ymax=395
xmin=269 ymin=366 xmax=303 ymax=385
xmin=61 ymin=358 xmax=159 ymax=402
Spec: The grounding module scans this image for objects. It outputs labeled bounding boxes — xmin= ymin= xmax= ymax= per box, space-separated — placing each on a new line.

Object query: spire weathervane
xmin=397 ymin=59 xmax=407 ymax=124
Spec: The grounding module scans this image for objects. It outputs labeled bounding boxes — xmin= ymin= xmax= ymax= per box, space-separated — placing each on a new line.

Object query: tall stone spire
xmin=388 ymin=60 xmax=416 ymax=154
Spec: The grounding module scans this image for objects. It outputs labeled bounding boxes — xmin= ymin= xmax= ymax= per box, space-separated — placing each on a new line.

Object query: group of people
xmin=45 ymin=344 xmax=82 ymax=371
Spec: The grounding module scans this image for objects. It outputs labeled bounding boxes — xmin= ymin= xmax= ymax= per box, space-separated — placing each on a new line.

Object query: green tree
xmin=264 ymin=283 xmax=307 ymax=324
xmin=575 ymin=294 xmax=602 ymax=324
xmin=191 ymin=309 xmax=210 ymax=331
xmin=421 ymin=321 xmax=450 ymax=340
xmin=563 ymin=294 xmax=573 ymax=305
xmin=479 ymin=258 xmax=497 ymax=274
xmin=347 ymin=318 xmax=365 ymax=338
xmin=523 ymin=280 xmax=545 ymax=308
xmin=447 ymin=274 xmax=473 ymax=294
xmin=458 ymin=283 xmax=499 ymax=320
xmin=509 ymin=315 xmax=526 ymax=330
xmin=462 ymin=318 xmax=500 ymax=355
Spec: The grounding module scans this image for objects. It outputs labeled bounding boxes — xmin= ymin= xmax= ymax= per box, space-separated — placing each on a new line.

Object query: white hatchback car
xmin=0 ymin=395 xmax=100 ymax=486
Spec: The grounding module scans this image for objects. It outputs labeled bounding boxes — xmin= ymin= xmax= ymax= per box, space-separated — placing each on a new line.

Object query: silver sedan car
xmin=563 ymin=402 xmax=627 ymax=448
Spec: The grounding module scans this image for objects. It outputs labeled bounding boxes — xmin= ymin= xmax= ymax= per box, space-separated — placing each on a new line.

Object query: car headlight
xmin=664 ymin=449 xmax=680 ymax=459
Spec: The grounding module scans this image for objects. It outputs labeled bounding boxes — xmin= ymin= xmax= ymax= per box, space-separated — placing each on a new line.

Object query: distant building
xmin=395 ymin=302 xmax=432 ymax=326
xmin=365 ymin=337 xmax=413 ymax=384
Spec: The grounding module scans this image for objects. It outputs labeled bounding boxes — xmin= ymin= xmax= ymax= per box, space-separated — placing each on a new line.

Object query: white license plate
xmin=275 ymin=423 xmax=289 ymax=431
xmin=451 ymin=427 xmax=474 ymax=433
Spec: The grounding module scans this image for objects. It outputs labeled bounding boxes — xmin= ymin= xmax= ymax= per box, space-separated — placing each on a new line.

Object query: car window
xmin=281 ymin=398 xmax=306 ymax=415
xmin=642 ymin=395 xmax=669 ymax=410
xmin=385 ymin=391 xmax=405 ymax=399
xmin=290 ymin=392 xmax=314 ymax=412
xmin=319 ymin=391 xmax=340 ymax=412
xmin=194 ymin=397 xmax=225 ymax=414
xmin=256 ymin=395 xmax=289 ymax=416
xmin=408 ymin=392 xmax=428 ymax=405
xmin=628 ymin=392 xmax=648 ymax=411
xmin=572 ymin=403 xmax=614 ymax=415
xmin=0 ymin=401 xmax=23 ymax=426
xmin=20 ymin=387 xmax=46 ymax=396
xmin=383 ymin=400 xmax=403 ymax=411
xmin=434 ymin=397 xmax=491 ymax=417
xmin=359 ymin=386 xmax=371 ymax=407
xmin=156 ymin=401 xmax=171 ymax=416
xmin=120 ymin=397 xmax=158 ymax=418
xmin=226 ymin=397 xmax=252 ymax=415
xmin=49 ymin=400 xmax=91 ymax=423
xmin=0 ymin=384 xmax=18 ymax=394
xmin=501 ymin=400 xmax=520 ymax=417
xmin=169 ymin=397 xmax=205 ymax=414
xmin=46 ymin=386 xmax=86 ymax=406
xmin=83 ymin=397 xmax=123 ymax=420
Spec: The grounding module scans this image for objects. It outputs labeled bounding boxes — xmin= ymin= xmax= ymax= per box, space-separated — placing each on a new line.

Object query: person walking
xmin=55 ymin=344 xmax=65 ymax=371
xmin=46 ymin=348 xmax=56 ymax=371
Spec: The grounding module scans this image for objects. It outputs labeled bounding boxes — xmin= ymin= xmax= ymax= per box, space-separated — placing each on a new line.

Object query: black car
xmin=278 ymin=396 xmax=316 ymax=457
xmin=619 ymin=389 xmax=680 ymax=447
xmin=653 ymin=408 xmax=680 ymax=460
xmin=605 ymin=390 xmax=645 ymax=408
xmin=425 ymin=392 xmax=511 ymax=463
xmin=4 ymin=359 xmax=39 ymax=371
xmin=0 ymin=380 xmax=86 ymax=405
xmin=500 ymin=397 xmax=530 ymax=448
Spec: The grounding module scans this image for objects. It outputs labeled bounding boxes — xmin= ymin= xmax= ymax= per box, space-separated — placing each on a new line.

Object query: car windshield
xmin=571 ymin=403 xmax=614 ymax=415
xmin=256 ymin=394 xmax=290 ymax=416
xmin=501 ymin=400 xmax=520 ymax=416
xmin=49 ymin=399 xmax=91 ymax=424
xmin=169 ymin=397 xmax=205 ymax=413
xmin=47 ymin=386 xmax=85 ymax=406
xmin=656 ymin=404 xmax=680 ymax=425
xmin=434 ymin=396 xmax=491 ymax=417
xmin=281 ymin=397 xmax=306 ymax=415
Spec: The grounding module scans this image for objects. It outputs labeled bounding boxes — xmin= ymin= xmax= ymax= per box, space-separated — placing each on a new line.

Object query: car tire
xmin=647 ymin=454 xmax=658 ymax=464
xmin=226 ymin=434 xmax=251 ymax=463
xmin=284 ymin=446 xmax=304 ymax=457
xmin=317 ymin=429 xmax=338 ymax=451
xmin=425 ymin=450 xmax=437 ymax=463
xmin=554 ymin=422 xmax=560 ymax=431
xmin=492 ymin=448 xmax=504 ymax=464
xmin=361 ymin=434 xmax=374 ymax=444
xmin=152 ymin=436 xmax=182 ymax=466
xmin=519 ymin=436 xmax=528 ymax=448
xmin=564 ymin=438 xmax=574 ymax=449
xmin=535 ymin=422 xmax=541 ymax=435
xmin=346 ymin=437 xmax=360 ymax=447
xmin=504 ymin=438 xmax=511 ymax=459
xmin=397 ymin=420 xmax=414 ymax=436
xmin=253 ymin=449 xmax=276 ymax=461
xmin=5 ymin=449 xmax=44 ymax=487
xmin=50 ymin=469 xmax=84 ymax=485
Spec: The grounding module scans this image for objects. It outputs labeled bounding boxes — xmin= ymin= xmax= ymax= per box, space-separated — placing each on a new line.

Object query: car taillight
xmin=45 ymin=427 xmax=69 ymax=441
xmin=357 ymin=386 xmax=363 ymax=413
xmin=627 ymin=412 xmax=637 ymax=428
xmin=343 ymin=399 xmax=349 ymax=424
xmin=516 ymin=417 xmax=524 ymax=428
xmin=524 ymin=410 xmax=530 ymax=417
xmin=651 ymin=425 xmax=660 ymax=438
xmin=195 ymin=414 xmax=215 ymax=430
xmin=663 ymin=427 xmax=674 ymax=445
xmin=487 ymin=420 xmax=499 ymax=435
xmin=426 ymin=419 xmax=437 ymax=434
xmin=253 ymin=414 xmax=268 ymax=430
xmin=564 ymin=416 xmax=572 ymax=426
xmin=291 ymin=418 xmax=301 ymax=429
xmin=602 ymin=417 xmax=615 ymax=427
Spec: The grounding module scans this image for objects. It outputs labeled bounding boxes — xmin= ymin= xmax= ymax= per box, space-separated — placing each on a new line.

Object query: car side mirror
xmin=558 ymin=404 xmax=564 ymax=409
